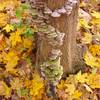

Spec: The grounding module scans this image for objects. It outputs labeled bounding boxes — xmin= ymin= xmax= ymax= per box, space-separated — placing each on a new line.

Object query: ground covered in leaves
xmin=0 ymin=0 xmax=100 ymax=100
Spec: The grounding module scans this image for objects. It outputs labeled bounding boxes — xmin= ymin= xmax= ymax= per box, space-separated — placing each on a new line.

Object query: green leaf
xmin=15 ymin=7 xmax=23 ymax=18
xmin=24 ymin=28 xmax=33 ymax=37
xmin=26 ymin=57 xmax=31 ymax=64
xmin=15 ymin=3 xmax=30 ymax=18
xmin=17 ymin=88 xmax=29 ymax=97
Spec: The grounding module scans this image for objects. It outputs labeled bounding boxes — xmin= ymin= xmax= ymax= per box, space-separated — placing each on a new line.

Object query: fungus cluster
xmin=38 ymin=25 xmax=65 ymax=85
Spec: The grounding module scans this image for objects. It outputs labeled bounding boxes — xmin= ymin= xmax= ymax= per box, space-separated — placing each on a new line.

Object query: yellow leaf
xmin=2 ymin=51 xmax=19 ymax=72
xmin=91 ymin=18 xmax=100 ymax=25
xmin=57 ymin=80 xmax=65 ymax=89
xmin=84 ymin=50 xmax=100 ymax=68
xmin=76 ymin=71 xmax=88 ymax=83
xmin=0 ymin=34 xmax=6 ymax=51
xmin=0 ymin=4 xmax=5 ymax=11
xmin=90 ymin=11 xmax=100 ymax=25
xmin=72 ymin=90 xmax=82 ymax=99
xmin=3 ymin=24 xmax=14 ymax=32
xmin=82 ymin=32 xmax=92 ymax=44
xmin=22 ymin=38 xmax=33 ymax=48
xmin=79 ymin=18 xmax=91 ymax=29
xmin=0 ymin=0 xmax=20 ymax=11
xmin=90 ymin=0 xmax=100 ymax=4
xmin=80 ymin=2 xmax=86 ymax=7
xmin=91 ymin=11 xmax=100 ymax=19
xmin=65 ymin=84 xmax=76 ymax=95
xmin=0 ymin=81 xmax=11 ymax=97
xmin=28 ymin=73 xmax=44 ymax=96
xmin=0 ymin=13 xmax=8 ymax=27
xmin=89 ymin=44 xmax=100 ymax=56
xmin=87 ymin=74 xmax=100 ymax=89
xmin=10 ymin=29 xmax=22 ymax=46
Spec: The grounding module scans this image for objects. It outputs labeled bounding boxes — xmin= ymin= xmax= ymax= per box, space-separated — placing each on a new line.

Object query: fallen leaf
xmin=3 ymin=24 xmax=14 ymax=32
xmin=82 ymin=32 xmax=92 ymax=44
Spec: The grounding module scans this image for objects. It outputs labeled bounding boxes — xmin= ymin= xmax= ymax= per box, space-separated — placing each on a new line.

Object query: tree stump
xmin=36 ymin=0 xmax=84 ymax=77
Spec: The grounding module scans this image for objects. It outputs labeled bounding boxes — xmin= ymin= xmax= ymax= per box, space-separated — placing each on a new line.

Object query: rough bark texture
xmin=37 ymin=0 xmax=84 ymax=76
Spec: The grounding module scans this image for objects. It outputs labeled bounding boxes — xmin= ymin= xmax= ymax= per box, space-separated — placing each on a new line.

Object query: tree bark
xmin=36 ymin=0 xmax=84 ymax=76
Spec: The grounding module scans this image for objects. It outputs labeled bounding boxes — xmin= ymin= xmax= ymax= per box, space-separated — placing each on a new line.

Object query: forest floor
xmin=0 ymin=0 xmax=100 ymax=100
